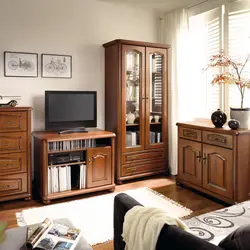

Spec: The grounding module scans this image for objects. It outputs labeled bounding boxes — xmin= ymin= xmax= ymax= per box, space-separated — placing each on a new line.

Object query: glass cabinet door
xmin=145 ymin=48 xmax=167 ymax=149
xmin=122 ymin=45 xmax=145 ymax=152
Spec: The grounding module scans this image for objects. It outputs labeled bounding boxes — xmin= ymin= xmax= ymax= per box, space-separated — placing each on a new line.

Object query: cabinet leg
xmin=116 ymin=179 xmax=123 ymax=185
xmin=43 ymin=199 xmax=51 ymax=205
xmin=176 ymin=180 xmax=183 ymax=187
xmin=109 ymin=187 xmax=115 ymax=192
xmin=24 ymin=196 xmax=31 ymax=201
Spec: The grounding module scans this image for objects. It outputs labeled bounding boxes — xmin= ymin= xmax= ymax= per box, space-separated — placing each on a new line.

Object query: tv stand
xmin=58 ymin=127 xmax=88 ymax=134
xmin=32 ymin=130 xmax=116 ymax=204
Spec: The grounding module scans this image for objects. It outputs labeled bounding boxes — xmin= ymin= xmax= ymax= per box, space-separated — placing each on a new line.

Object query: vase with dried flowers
xmin=204 ymin=50 xmax=250 ymax=128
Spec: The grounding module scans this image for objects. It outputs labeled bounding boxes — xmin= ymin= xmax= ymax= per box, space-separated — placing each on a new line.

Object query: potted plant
xmin=204 ymin=50 xmax=250 ymax=128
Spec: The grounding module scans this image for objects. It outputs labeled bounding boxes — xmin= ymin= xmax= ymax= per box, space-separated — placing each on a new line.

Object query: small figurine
xmin=0 ymin=96 xmax=21 ymax=107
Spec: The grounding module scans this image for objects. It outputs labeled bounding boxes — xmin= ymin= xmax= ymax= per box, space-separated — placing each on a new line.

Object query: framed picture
xmin=4 ymin=51 xmax=38 ymax=77
xmin=42 ymin=54 xmax=72 ymax=78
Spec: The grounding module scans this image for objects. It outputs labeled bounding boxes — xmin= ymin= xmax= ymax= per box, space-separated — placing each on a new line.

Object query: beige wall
xmin=0 ymin=0 xmax=157 ymax=130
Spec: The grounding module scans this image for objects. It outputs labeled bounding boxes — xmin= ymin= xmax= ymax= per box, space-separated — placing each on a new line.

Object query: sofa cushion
xmin=218 ymin=224 xmax=250 ymax=250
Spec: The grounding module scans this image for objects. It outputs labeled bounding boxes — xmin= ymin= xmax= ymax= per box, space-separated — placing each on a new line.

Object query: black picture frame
xmin=41 ymin=54 xmax=72 ymax=79
xmin=4 ymin=51 xmax=38 ymax=78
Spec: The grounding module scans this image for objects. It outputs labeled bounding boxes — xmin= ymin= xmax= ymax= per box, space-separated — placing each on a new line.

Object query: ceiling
xmin=98 ymin=0 xmax=206 ymax=12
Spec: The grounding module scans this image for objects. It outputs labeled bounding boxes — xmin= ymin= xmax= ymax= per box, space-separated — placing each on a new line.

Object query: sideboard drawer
xmin=0 ymin=132 xmax=26 ymax=153
xmin=0 ymin=152 xmax=27 ymax=175
xmin=0 ymin=173 xmax=27 ymax=197
xmin=203 ymin=131 xmax=233 ymax=149
xmin=179 ymin=127 xmax=201 ymax=141
xmin=122 ymin=149 xmax=164 ymax=164
xmin=0 ymin=112 xmax=27 ymax=132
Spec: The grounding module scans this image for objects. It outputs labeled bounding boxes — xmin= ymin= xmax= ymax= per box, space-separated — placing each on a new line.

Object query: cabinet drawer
xmin=179 ymin=127 xmax=201 ymax=141
xmin=122 ymin=149 xmax=164 ymax=164
xmin=122 ymin=159 xmax=165 ymax=176
xmin=0 ymin=112 xmax=27 ymax=132
xmin=0 ymin=173 xmax=27 ymax=197
xmin=0 ymin=132 xmax=26 ymax=153
xmin=0 ymin=153 xmax=27 ymax=175
xmin=203 ymin=131 xmax=233 ymax=149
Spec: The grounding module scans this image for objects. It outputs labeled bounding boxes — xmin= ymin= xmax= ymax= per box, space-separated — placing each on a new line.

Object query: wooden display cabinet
xmin=177 ymin=119 xmax=250 ymax=204
xmin=103 ymin=39 xmax=170 ymax=183
xmin=33 ymin=130 xmax=116 ymax=204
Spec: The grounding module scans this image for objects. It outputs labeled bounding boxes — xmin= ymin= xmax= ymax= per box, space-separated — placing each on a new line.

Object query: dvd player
xmin=48 ymin=151 xmax=83 ymax=165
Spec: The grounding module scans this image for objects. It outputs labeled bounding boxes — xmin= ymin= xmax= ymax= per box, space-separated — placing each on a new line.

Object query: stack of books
xmin=150 ymin=131 xmax=162 ymax=144
xmin=48 ymin=164 xmax=86 ymax=194
xmin=126 ymin=131 xmax=137 ymax=147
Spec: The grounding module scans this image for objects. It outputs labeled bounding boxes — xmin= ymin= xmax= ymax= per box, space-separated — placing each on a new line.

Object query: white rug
xmin=16 ymin=187 xmax=192 ymax=245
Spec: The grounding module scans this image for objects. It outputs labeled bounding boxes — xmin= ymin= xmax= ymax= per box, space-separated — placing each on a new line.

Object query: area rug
xmin=16 ymin=187 xmax=192 ymax=245
xmin=184 ymin=200 xmax=250 ymax=245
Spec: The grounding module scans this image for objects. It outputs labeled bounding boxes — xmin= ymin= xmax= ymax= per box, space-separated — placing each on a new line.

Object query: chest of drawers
xmin=0 ymin=107 xmax=32 ymax=202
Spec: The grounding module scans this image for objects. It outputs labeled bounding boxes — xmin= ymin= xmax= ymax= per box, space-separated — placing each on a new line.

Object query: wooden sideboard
xmin=0 ymin=107 xmax=32 ymax=202
xmin=177 ymin=119 xmax=250 ymax=204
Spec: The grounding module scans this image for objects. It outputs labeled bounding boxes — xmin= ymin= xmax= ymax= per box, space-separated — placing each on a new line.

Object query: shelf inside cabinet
xmin=126 ymin=123 xmax=140 ymax=126
xmin=48 ymin=161 xmax=86 ymax=168
xmin=48 ymin=148 xmax=87 ymax=154
xmin=150 ymin=122 xmax=161 ymax=125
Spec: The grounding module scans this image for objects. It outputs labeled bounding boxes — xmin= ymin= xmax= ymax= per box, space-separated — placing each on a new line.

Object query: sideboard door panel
xmin=86 ymin=147 xmax=112 ymax=188
xmin=203 ymin=144 xmax=233 ymax=199
xmin=178 ymin=139 xmax=202 ymax=186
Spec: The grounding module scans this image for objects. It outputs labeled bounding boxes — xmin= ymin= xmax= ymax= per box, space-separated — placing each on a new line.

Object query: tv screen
xmin=45 ymin=91 xmax=97 ymax=130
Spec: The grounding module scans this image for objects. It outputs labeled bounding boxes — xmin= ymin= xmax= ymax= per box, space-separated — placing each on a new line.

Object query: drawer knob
xmin=5 ymin=143 xmax=11 ymax=147
xmin=2 ymin=184 xmax=13 ymax=189
xmin=4 ymin=164 xmax=9 ymax=168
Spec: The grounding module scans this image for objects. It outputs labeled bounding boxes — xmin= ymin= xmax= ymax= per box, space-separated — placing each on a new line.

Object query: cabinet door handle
xmin=203 ymin=153 xmax=207 ymax=165
xmin=196 ymin=151 xmax=202 ymax=162
xmin=88 ymin=158 xmax=91 ymax=164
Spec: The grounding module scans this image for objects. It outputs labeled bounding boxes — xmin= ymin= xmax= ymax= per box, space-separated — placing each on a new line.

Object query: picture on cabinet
xmin=4 ymin=51 xmax=38 ymax=77
xmin=42 ymin=54 xmax=72 ymax=78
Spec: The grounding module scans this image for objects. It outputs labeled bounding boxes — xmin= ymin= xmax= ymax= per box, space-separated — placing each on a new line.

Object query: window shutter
xmin=206 ymin=17 xmax=221 ymax=114
xmin=227 ymin=10 xmax=250 ymax=109
xmin=188 ymin=8 xmax=222 ymax=118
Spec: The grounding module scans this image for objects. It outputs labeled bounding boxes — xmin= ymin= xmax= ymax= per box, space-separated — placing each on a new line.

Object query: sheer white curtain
xmin=160 ymin=9 xmax=195 ymax=175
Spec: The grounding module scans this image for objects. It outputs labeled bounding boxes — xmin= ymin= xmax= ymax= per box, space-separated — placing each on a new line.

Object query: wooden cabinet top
xmin=0 ymin=107 xmax=32 ymax=112
xmin=32 ymin=129 xmax=116 ymax=141
xmin=176 ymin=118 xmax=250 ymax=135
xmin=103 ymin=39 xmax=171 ymax=49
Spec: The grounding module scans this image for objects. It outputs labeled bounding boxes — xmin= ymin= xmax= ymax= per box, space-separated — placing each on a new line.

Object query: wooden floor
xmin=0 ymin=176 xmax=226 ymax=250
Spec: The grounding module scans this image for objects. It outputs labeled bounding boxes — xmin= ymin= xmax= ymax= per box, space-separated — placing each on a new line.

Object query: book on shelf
xmin=126 ymin=131 xmax=137 ymax=147
xmin=48 ymin=139 xmax=96 ymax=152
xmin=25 ymin=218 xmax=81 ymax=250
xmin=150 ymin=131 xmax=162 ymax=143
xmin=48 ymin=164 xmax=86 ymax=194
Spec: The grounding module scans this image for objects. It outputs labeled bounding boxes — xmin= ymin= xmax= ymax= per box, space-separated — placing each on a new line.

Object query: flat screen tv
xmin=45 ymin=90 xmax=97 ymax=131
